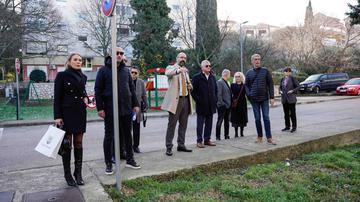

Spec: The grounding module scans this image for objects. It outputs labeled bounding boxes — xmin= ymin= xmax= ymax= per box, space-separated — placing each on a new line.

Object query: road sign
xmin=101 ymin=0 xmax=116 ymax=17
xmin=15 ymin=58 xmax=20 ymax=75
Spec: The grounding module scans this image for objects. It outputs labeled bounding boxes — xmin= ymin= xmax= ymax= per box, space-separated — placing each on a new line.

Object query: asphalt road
xmin=0 ymin=98 xmax=359 ymax=173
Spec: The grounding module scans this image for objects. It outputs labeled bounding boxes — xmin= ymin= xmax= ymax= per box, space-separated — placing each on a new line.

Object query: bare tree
xmin=170 ymin=0 xmax=231 ymax=69
xmin=0 ymin=0 xmax=62 ymax=71
xmin=74 ymin=0 xmax=132 ymax=57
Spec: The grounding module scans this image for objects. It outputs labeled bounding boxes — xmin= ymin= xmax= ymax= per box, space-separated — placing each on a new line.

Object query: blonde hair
xmin=233 ymin=71 xmax=245 ymax=84
xmin=65 ymin=53 xmax=82 ymax=69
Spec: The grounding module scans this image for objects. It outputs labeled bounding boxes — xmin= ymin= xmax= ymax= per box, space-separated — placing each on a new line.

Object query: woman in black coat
xmin=230 ymin=72 xmax=248 ymax=137
xmin=54 ymin=53 xmax=88 ymax=186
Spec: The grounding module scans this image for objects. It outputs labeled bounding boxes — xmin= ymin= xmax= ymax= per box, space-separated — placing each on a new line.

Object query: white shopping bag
xmin=0 ymin=128 xmax=4 ymax=141
xmin=35 ymin=125 xmax=65 ymax=159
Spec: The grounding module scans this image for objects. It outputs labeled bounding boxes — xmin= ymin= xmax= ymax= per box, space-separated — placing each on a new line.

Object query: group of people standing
xmin=53 ymin=49 xmax=299 ymax=186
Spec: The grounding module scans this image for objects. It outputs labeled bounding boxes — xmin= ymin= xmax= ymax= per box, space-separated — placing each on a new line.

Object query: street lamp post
xmin=239 ymin=21 xmax=248 ymax=73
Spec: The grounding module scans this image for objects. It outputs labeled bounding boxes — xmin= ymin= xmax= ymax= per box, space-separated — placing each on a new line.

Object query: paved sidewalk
xmin=0 ymin=96 xmax=358 ymax=128
xmin=0 ymin=97 xmax=359 ymax=201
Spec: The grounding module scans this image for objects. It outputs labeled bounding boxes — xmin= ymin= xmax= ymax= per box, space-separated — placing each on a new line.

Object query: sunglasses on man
xmin=131 ymin=71 xmax=138 ymax=75
xmin=116 ymin=52 xmax=124 ymax=56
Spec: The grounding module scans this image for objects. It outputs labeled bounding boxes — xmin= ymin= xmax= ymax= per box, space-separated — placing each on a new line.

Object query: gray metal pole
xmin=240 ymin=25 xmax=244 ymax=73
xmin=15 ymin=62 xmax=20 ymax=120
xmin=110 ymin=6 xmax=122 ymax=190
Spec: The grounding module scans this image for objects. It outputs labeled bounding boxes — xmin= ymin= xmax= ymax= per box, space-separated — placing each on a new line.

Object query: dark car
xmin=299 ymin=73 xmax=349 ymax=94
xmin=336 ymin=78 xmax=360 ymax=96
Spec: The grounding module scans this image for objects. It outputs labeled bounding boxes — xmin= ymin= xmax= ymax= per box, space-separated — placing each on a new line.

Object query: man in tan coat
xmin=161 ymin=52 xmax=194 ymax=156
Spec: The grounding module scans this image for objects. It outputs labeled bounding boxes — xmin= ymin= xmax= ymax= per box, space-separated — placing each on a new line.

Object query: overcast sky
xmin=217 ymin=0 xmax=357 ymax=26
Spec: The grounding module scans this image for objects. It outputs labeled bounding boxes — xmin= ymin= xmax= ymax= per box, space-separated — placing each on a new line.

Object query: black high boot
xmin=62 ymin=148 xmax=76 ymax=186
xmin=73 ymin=148 xmax=84 ymax=185
xmin=234 ymin=127 xmax=239 ymax=138
xmin=240 ymin=127 xmax=244 ymax=137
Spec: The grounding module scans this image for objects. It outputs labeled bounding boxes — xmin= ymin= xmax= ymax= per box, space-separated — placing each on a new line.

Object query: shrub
xmin=5 ymin=72 xmax=15 ymax=82
xmin=30 ymin=69 xmax=46 ymax=82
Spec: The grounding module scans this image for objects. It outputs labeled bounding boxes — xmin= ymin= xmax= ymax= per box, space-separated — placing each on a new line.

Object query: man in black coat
xmin=191 ymin=60 xmax=217 ymax=148
xmin=95 ymin=47 xmax=140 ymax=174
xmin=245 ymin=54 xmax=276 ymax=145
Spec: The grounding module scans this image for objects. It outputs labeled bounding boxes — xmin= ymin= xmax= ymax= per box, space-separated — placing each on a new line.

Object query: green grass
xmin=0 ymin=98 xmax=164 ymax=121
xmin=0 ymin=98 xmax=98 ymax=121
xmin=106 ymin=144 xmax=360 ymax=202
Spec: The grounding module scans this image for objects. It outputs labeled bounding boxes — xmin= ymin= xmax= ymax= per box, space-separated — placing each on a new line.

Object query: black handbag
xmin=57 ymin=124 xmax=71 ymax=156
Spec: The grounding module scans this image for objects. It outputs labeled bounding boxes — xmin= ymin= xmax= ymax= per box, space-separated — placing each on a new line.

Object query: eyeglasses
xmin=116 ymin=52 xmax=124 ymax=56
xmin=205 ymin=65 xmax=211 ymax=68
xmin=131 ymin=71 xmax=138 ymax=75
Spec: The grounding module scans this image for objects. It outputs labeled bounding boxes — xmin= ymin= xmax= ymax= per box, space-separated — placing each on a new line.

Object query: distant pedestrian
xmin=245 ymin=54 xmax=276 ymax=145
xmin=161 ymin=52 xmax=194 ymax=156
xmin=191 ymin=60 xmax=217 ymax=148
xmin=216 ymin=69 xmax=232 ymax=140
xmin=130 ymin=67 xmax=148 ymax=153
xmin=54 ymin=53 xmax=88 ymax=186
xmin=230 ymin=72 xmax=248 ymax=138
xmin=95 ymin=47 xmax=141 ymax=175
xmin=279 ymin=67 xmax=300 ymax=133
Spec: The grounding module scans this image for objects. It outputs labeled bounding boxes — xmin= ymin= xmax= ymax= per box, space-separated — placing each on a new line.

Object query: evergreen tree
xmin=195 ymin=0 xmax=221 ymax=66
xmin=347 ymin=1 xmax=360 ymax=25
xmin=130 ymin=0 xmax=175 ymax=69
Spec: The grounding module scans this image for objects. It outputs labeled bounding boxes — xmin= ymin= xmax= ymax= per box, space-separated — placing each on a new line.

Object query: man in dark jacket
xmin=245 ymin=54 xmax=276 ymax=145
xmin=279 ymin=67 xmax=300 ymax=133
xmin=216 ymin=69 xmax=232 ymax=140
xmin=95 ymin=47 xmax=140 ymax=174
xmin=191 ymin=60 xmax=217 ymax=148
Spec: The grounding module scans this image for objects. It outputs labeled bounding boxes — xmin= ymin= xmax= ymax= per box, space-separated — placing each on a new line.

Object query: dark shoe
xmin=267 ymin=138 xmax=277 ymax=145
xmin=177 ymin=146 xmax=192 ymax=152
xmin=281 ymin=127 xmax=290 ymax=132
xmin=105 ymin=163 xmax=114 ymax=175
xmin=133 ymin=147 xmax=141 ymax=153
xmin=235 ymin=134 xmax=239 ymax=138
xmin=166 ymin=148 xmax=173 ymax=156
xmin=120 ymin=152 xmax=126 ymax=160
xmin=62 ymin=148 xmax=76 ymax=187
xmin=125 ymin=159 xmax=141 ymax=169
xmin=240 ymin=134 xmax=244 ymax=137
xmin=73 ymin=148 xmax=84 ymax=185
xmin=197 ymin=143 xmax=205 ymax=148
xmin=290 ymin=128 xmax=297 ymax=133
xmin=204 ymin=141 xmax=216 ymax=146
xmin=224 ymin=136 xmax=230 ymax=139
xmin=216 ymin=138 xmax=221 ymax=140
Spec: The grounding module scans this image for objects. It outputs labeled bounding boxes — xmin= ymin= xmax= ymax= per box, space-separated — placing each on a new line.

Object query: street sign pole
xmin=111 ymin=6 xmax=122 ymax=190
xmin=15 ymin=58 xmax=21 ymax=120
xmin=101 ymin=0 xmax=121 ymax=190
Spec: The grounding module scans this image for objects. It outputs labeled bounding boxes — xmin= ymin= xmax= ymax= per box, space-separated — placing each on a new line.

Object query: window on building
xmin=78 ymin=36 xmax=87 ymax=41
xmin=57 ymin=45 xmax=68 ymax=52
xmin=26 ymin=41 xmax=47 ymax=54
xmin=246 ymin=30 xmax=255 ymax=37
xmin=259 ymin=30 xmax=267 ymax=37
xmin=82 ymin=58 xmax=92 ymax=71
xmin=118 ymin=27 xmax=130 ymax=36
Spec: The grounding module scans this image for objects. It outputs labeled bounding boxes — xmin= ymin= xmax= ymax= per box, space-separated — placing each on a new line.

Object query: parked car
xmin=299 ymin=73 xmax=349 ymax=94
xmin=336 ymin=78 xmax=360 ymax=96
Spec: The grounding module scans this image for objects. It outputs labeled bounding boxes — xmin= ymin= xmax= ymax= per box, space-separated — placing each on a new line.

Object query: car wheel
xmin=314 ymin=86 xmax=320 ymax=94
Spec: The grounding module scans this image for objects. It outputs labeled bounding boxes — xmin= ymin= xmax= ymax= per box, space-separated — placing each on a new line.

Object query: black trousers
xmin=104 ymin=113 xmax=134 ymax=164
xmin=282 ymin=102 xmax=297 ymax=129
xmin=132 ymin=121 xmax=140 ymax=148
xmin=216 ymin=106 xmax=230 ymax=139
